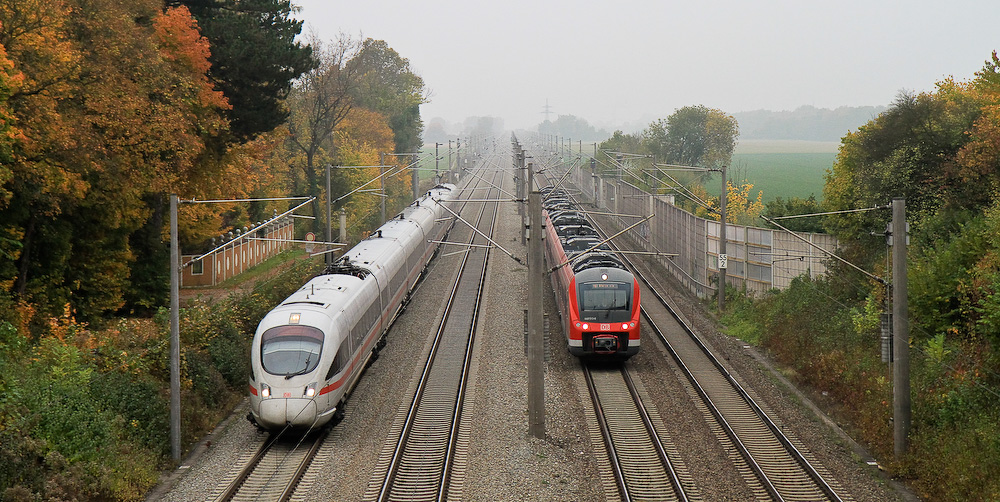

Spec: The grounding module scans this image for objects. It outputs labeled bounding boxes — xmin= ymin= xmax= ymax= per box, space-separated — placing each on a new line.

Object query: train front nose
xmin=258 ymin=397 xmax=318 ymax=428
xmin=592 ymin=333 xmax=619 ymax=353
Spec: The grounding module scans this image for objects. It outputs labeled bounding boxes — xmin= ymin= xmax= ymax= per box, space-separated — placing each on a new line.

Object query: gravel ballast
xmin=148 ymin=157 xmax=914 ymax=501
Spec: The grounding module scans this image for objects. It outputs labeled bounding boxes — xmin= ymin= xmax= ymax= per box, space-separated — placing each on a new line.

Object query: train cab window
xmin=580 ymin=283 xmax=630 ymax=311
xmin=260 ymin=325 xmax=324 ymax=377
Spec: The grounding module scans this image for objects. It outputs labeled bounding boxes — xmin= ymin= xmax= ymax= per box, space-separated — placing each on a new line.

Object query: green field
xmin=731 ymin=140 xmax=839 ymax=202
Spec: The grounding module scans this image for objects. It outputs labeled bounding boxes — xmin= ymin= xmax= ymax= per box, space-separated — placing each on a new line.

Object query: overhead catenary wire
xmin=597 ymin=150 xmax=718 ymax=214
xmin=460 ymin=166 xmax=516 ymax=198
xmin=770 ymin=205 xmax=889 ymax=219
xmin=181 ymin=196 xmax=316 ymax=268
xmin=761 ymin=214 xmax=885 ymax=284
xmin=649 ymin=166 xmax=717 ymax=214
xmin=182 ymin=195 xmax=313 ymax=204
xmin=565 ymin=139 xmax=1000 ymax=401
xmin=437 ymin=201 xmax=523 ymax=265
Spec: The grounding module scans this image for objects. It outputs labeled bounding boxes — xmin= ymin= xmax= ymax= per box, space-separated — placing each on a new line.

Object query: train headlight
xmin=581 ymin=323 xmax=589 ymax=330
xmin=260 ymin=383 xmax=271 ymax=399
xmin=304 ymin=382 xmax=317 ymax=398
xmin=622 ymin=323 xmax=629 ymax=330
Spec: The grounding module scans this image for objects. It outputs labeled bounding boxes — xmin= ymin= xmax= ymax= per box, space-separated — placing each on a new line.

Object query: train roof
xmin=274 ymin=273 xmax=365 ymax=311
xmin=571 ymin=251 xmax=626 ymax=273
xmin=320 ymin=183 xmax=456 ymax=279
xmin=376 ymin=217 xmax=422 ymax=241
xmin=574 ymin=264 xmax=633 ymax=283
xmin=425 ymin=183 xmax=457 ymax=201
xmin=551 ymin=213 xmax=589 ymax=227
xmin=554 ymin=224 xmax=598 ymax=237
xmin=563 ymin=236 xmax=610 ymax=255
xmin=540 ymin=184 xmax=628 ymax=276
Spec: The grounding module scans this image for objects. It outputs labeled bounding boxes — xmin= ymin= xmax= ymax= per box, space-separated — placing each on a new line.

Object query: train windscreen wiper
xmin=285 ymin=356 xmax=311 ymax=380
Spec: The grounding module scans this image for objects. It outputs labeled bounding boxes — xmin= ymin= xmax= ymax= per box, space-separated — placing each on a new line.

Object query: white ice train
xmin=248 ymin=184 xmax=458 ymax=430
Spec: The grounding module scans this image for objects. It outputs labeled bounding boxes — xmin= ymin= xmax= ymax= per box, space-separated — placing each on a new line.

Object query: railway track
xmin=583 ymin=363 xmax=692 ymax=502
xmin=211 ymin=430 xmax=325 ymax=502
xmin=537 ymin=158 xmax=847 ymax=501
xmin=637 ymin=272 xmax=845 ymax=502
xmin=364 ymin=149 xmax=505 ymax=501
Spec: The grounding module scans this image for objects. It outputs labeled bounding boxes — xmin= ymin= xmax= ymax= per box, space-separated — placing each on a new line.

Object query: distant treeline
xmin=733 ymin=105 xmax=886 ymax=141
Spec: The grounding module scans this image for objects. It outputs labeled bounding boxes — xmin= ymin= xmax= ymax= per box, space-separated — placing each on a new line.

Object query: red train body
xmin=542 ymin=189 xmax=640 ymax=360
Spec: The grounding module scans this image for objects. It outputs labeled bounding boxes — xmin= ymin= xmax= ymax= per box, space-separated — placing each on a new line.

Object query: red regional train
xmin=542 ymin=187 xmax=641 ymax=360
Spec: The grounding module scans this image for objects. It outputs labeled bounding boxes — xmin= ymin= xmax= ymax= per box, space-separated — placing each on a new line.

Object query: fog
xmin=293 ymin=0 xmax=999 ymax=132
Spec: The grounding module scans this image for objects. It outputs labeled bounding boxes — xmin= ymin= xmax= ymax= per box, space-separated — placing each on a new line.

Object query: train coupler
xmin=591 ymin=334 xmax=619 ymax=354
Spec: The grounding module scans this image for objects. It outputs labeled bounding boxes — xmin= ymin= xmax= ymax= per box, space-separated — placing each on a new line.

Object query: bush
xmin=0 ymin=254 xmax=325 ymax=501
xmin=0 ymin=335 xmax=160 ymax=500
xmin=722 ymin=276 xmax=894 ymax=457
xmin=723 ymin=253 xmax=1000 ymax=499
xmin=908 ymin=409 xmax=1000 ymax=501
xmin=89 ymin=371 xmax=170 ymax=456
xmin=208 ymin=323 xmax=250 ymax=389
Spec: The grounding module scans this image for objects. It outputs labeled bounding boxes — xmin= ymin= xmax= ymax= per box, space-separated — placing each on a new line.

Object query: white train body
xmin=248 ymin=184 xmax=457 ymax=430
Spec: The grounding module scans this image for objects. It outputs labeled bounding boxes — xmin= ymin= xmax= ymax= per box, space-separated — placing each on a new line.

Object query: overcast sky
xmin=291 ymin=0 xmax=1000 ymax=132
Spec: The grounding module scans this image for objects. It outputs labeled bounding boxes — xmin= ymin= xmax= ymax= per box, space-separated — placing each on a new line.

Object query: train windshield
xmin=260 ymin=325 xmax=323 ymax=377
xmin=579 ymin=282 xmax=631 ymax=312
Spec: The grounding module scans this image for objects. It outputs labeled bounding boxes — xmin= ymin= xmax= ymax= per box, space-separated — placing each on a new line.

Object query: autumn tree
xmin=0 ymin=0 xmax=89 ymax=316
xmin=332 ymin=107 xmax=399 ymax=235
xmin=347 ymin=38 xmax=426 ymax=154
xmin=953 ymin=51 xmax=1000 ymax=208
xmin=691 ymin=180 xmax=763 ymax=226
xmin=0 ymin=0 xmax=232 ymax=321
xmin=823 ymin=86 xmax=982 ymax=268
xmin=0 ymin=34 xmax=18 ymax=177
xmin=286 ymin=35 xmax=361 ymax=234
xmin=0 ymin=33 xmax=21 ymax=300
xmin=127 ymin=4 xmax=236 ymax=311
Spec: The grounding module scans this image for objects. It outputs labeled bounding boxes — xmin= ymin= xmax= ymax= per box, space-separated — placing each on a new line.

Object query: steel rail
xmin=620 ymin=366 xmax=690 ymax=502
xmin=582 ymin=364 xmax=631 ymax=502
xmin=539 ymin=157 xmax=843 ymax=502
xmin=214 ymin=431 xmax=325 ymax=502
xmin=375 ymin=153 xmax=502 ymax=501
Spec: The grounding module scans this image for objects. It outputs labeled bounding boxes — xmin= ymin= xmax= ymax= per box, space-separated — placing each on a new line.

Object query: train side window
xmin=367 ymin=300 xmax=380 ymax=331
xmin=390 ymin=268 xmax=404 ymax=295
xmin=350 ymin=323 xmax=362 ymax=350
xmin=354 ymin=299 xmax=380 ymax=348
xmin=326 ymin=338 xmax=350 ymax=380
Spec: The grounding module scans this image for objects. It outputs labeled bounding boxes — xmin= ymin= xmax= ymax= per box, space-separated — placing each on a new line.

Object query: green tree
xmin=171 ymin=0 xmax=315 ymax=142
xmin=647 ymin=105 xmax=739 ymax=169
xmin=347 ymin=38 xmax=426 ymax=155
xmin=764 ymin=196 xmax=826 ymax=233
xmin=823 ymin=87 xmax=982 ymax=268
xmin=598 ymin=130 xmax=644 ymax=157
